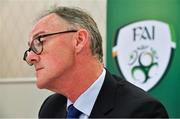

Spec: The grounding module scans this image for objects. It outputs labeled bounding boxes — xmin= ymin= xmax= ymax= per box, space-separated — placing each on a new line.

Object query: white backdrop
xmin=0 ymin=0 xmax=106 ymax=117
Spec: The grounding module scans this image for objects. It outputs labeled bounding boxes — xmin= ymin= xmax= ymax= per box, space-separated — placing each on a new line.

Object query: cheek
xmin=35 ymin=39 xmax=76 ymax=89
xmin=44 ymin=46 xmax=75 ymax=72
xmin=42 ymin=38 xmax=76 ymax=73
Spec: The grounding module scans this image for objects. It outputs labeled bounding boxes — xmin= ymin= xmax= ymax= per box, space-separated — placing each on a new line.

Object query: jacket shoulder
xmin=38 ymin=93 xmax=67 ymax=118
xmin=111 ymin=73 xmax=169 ymax=117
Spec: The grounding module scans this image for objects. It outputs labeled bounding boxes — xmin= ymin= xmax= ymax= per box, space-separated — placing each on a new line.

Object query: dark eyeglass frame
xmin=23 ymin=30 xmax=78 ymax=65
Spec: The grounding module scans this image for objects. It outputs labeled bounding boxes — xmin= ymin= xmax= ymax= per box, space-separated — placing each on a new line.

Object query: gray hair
xmin=41 ymin=6 xmax=103 ymax=63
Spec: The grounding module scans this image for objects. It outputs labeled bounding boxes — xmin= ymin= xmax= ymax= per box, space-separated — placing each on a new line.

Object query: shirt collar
xmin=67 ymin=68 xmax=106 ymax=116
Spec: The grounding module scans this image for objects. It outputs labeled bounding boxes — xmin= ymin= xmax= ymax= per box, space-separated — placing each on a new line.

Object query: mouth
xmin=36 ymin=67 xmax=44 ymax=71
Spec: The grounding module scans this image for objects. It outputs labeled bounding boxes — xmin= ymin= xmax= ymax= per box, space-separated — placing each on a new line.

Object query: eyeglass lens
xmin=23 ymin=38 xmax=43 ymax=65
xmin=31 ymin=39 xmax=43 ymax=54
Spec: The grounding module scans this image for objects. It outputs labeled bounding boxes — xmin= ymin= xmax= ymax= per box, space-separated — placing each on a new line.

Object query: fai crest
xmin=113 ymin=20 xmax=176 ymax=91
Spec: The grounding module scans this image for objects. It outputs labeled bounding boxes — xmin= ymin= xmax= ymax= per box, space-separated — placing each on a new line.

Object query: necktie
xmin=67 ymin=104 xmax=82 ymax=118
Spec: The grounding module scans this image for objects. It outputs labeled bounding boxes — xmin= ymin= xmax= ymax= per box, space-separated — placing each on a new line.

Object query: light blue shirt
xmin=67 ymin=68 xmax=106 ymax=119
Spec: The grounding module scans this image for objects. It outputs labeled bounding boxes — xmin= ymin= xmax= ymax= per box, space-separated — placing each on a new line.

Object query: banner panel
xmin=107 ymin=0 xmax=180 ymax=117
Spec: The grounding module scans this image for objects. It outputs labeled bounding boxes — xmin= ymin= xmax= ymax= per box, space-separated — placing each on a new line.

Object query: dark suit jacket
xmin=39 ymin=70 xmax=168 ymax=118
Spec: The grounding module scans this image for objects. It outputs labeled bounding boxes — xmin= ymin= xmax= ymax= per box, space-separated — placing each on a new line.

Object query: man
xmin=23 ymin=6 xmax=168 ymax=118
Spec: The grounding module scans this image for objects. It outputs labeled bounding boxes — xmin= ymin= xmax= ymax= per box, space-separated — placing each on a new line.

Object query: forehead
xmin=30 ymin=13 xmax=70 ymax=37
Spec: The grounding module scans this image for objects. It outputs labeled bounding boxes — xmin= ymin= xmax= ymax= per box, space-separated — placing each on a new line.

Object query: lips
xmin=36 ymin=67 xmax=44 ymax=71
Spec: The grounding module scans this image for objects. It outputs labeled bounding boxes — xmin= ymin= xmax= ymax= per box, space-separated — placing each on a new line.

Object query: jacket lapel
xmin=89 ymin=70 xmax=119 ymax=117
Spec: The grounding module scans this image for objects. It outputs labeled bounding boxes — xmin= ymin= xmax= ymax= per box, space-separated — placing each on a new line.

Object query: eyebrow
xmin=28 ymin=31 xmax=46 ymax=46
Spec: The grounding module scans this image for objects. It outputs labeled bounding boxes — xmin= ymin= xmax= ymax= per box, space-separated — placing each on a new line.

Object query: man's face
xmin=27 ymin=13 xmax=76 ymax=89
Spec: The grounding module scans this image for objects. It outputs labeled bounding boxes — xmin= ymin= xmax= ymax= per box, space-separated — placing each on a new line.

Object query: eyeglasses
xmin=23 ymin=30 xmax=77 ymax=65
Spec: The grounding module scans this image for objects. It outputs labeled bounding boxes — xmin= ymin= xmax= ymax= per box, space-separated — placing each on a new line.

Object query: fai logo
xmin=113 ymin=20 xmax=176 ymax=91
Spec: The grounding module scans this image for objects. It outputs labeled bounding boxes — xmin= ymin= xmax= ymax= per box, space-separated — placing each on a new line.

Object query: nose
xmin=26 ymin=51 xmax=40 ymax=65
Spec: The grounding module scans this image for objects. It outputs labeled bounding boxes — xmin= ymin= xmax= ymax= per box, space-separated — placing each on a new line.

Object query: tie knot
xmin=67 ymin=104 xmax=82 ymax=118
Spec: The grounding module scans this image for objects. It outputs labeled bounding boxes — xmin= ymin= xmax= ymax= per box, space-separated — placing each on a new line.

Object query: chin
xmin=35 ymin=78 xmax=48 ymax=89
xmin=36 ymin=82 xmax=45 ymax=89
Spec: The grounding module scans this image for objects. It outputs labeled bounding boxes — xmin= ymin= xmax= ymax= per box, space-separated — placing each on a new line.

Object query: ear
xmin=74 ymin=29 xmax=89 ymax=54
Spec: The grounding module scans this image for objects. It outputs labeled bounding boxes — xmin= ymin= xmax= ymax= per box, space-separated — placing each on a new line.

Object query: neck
xmin=51 ymin=56 xmax=104 ymax=103
xmin=69 ymin=57 xmax=104 ymax=102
